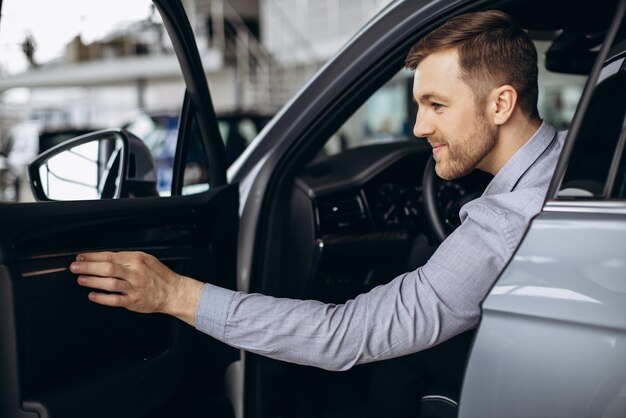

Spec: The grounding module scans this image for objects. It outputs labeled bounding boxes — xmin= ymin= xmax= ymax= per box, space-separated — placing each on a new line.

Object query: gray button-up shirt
xmin=196 ymin=122 xmax=564 ymax=371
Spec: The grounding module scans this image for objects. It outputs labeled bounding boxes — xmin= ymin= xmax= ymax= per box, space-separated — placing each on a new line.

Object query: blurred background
xmin=0 ymin=0 xmax=585 ymax=202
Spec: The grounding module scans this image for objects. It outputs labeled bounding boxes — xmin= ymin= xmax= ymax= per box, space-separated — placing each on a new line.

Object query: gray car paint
xmin=461 ymin=202 xmax=626 ymax=417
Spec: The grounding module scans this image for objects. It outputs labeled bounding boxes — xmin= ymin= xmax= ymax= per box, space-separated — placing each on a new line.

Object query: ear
xmin=488 ymin=85 xmax=517 ymax=126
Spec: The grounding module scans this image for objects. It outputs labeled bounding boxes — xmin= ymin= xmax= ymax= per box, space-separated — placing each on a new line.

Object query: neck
xmin=478 ymin=113 xmax=542 ymax=175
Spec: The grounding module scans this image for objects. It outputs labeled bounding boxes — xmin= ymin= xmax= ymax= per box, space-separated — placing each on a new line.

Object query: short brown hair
xmin=406 ymin=10 xmax=539 ymax=119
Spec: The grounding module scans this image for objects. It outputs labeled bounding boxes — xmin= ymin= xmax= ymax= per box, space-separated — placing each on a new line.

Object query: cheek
xmin=456 ymin=108 xmax=478 ymax=128
xmin=450 ymin=107 xmax=481 ymax=136
xmin=437 ymin=116 xmax=466 ymax=145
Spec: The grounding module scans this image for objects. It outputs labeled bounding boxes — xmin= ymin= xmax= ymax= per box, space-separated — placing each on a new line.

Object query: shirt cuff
xmin=195 ymin=282 xmax=236 ymax=342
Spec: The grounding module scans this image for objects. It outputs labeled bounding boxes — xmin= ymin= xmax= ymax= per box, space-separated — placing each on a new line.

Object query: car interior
xmin=242 ymin=1 xmax=618 ymax=417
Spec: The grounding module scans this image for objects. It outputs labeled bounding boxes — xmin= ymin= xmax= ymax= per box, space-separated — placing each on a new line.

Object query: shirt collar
xmin=482 ymin=121 xmax=557 ymax=196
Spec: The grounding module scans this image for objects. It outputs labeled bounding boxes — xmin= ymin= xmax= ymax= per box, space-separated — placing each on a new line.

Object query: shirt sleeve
xmin=195 ymin=201 xmax=518 ymax=371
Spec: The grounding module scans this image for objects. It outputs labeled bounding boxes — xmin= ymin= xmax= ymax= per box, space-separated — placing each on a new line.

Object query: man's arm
xmin=72 ymin=200 xmax=517 ymax=371
xmin=195 ymin=201 xmax=513 ymax=370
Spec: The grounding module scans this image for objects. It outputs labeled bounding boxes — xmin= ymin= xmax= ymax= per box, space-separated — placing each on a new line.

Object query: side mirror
xmin=28 ymin=129 xmax=159 ymax=201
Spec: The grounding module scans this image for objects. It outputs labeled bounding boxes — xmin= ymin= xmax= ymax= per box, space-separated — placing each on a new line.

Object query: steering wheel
xmin=422 ymin=156 xmax=492 ymax=243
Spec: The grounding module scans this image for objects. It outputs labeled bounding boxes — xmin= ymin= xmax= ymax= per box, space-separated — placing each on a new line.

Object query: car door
xmin=0 ymin=1 xmax=238 ymax=418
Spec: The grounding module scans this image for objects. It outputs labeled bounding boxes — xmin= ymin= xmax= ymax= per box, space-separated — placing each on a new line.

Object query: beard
xmin=434 ymin=113 xmax=498 ymax=180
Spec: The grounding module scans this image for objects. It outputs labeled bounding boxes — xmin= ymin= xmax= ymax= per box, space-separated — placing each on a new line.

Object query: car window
xmin=321 ymin=39 xmax=587 ymax=159
xmin=319 ymin=70 xmax=412 ymax=158
xmin=175 ymin=112 xmax=272 ymax=197
xmin=180 ymin=114 xmax=211 ymax=195
xmin=0 ymin=0 xmax=189 ymax=201
xmin=610 ymin=137 xmax=626 ymax=198
xmin=607 ymin=53 xmax=626 ymax=198
xmin=557 ymin=26 xmax=626 ymax=199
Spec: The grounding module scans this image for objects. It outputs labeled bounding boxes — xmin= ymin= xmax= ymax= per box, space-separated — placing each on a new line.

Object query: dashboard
xmin=287 ymin=141 xmax=492 ymax=303
xmin=298 ymin=141 xmax=431 ymax=237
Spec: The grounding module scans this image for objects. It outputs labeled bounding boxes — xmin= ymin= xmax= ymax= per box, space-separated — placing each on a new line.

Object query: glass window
xmin=181 ymin=115 xmax=211 ymax=196
xmin=557 ymin=25 xmax=626 ymax=199
xmin=178 ymin=111 xmax=273 ymax=197
xmin=610 ymin=136 xmax=626 ymax=198
xmin=319 ymin=70 xmax=413 ymax=159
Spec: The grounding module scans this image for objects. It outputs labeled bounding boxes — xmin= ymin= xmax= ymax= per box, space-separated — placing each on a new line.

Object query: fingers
xmin=70 ymin=260 xmax=122 ymax=278
xmin=71 ymin=252 xmax=133 ymax=308
xmin=75 ymin=251 xmax=116 ymax=262
xmin=77 ymin=275 xmax=129 ymax=293
xmin=76 ymin=274 xmax=130 ymax=309
xmin=87 ymin=291 xmax=127 ymax=308
xmin=76 ymin=251 xmax=147 ymax=263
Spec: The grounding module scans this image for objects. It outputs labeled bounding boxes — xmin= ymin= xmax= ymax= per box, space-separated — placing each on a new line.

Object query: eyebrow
xmin=415 ymin=93 xmax=450 ymax=104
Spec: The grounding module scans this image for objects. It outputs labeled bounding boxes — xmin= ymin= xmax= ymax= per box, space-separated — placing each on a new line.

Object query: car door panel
xmin=0 ymin=184 xmax=238 ymax=418
xmin=461 ymin=207 xmax=626 ymax=417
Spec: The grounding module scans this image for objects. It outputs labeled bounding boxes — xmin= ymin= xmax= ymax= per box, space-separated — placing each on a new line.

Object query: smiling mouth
xmin=431 ymin=143 xmax=446 ymax=157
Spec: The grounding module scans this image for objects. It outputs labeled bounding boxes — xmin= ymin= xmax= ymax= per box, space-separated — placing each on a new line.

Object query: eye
xmin=431 ymin=102 xmax=443 ymax=111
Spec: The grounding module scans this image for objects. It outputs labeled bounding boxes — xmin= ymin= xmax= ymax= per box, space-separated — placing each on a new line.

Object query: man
xmin=368 ymin=11 xmax=555 ymax=415
xmin=70 ymin=9 xmax=564 ymax=413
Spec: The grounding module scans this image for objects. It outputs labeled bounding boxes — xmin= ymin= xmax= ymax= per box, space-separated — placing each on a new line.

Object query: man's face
xmin=412 ymin=48 xmax=498 ymax=180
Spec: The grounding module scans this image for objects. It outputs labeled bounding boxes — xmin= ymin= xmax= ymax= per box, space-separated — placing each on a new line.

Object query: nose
xmin=413 ymin=109 xmax=434 ymax=139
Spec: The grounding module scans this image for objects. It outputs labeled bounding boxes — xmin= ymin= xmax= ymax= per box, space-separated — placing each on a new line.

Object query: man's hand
xmin=71 ymin=251 xmax=204 ymax=326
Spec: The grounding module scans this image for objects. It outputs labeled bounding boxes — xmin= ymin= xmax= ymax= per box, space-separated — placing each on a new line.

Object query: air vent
xmin=317 ymin=193 xmax=368 ymax=235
